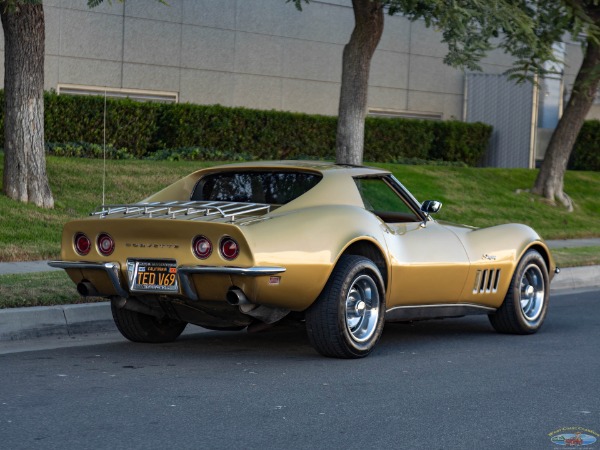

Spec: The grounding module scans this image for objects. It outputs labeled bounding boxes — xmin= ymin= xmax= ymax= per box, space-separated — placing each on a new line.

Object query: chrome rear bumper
xmin=48 ymin=261 xmax=286 ymax=301
xmin=48 ymin=260 xmax=128 ymax=298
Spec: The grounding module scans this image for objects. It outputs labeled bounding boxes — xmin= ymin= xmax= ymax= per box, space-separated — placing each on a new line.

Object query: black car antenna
xmin=102 ymin=89 xmax=107 ymax=207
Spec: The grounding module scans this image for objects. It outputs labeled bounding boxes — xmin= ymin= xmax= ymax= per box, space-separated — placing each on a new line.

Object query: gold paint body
xmin=55 ymin=161 xmax=556 ymax=316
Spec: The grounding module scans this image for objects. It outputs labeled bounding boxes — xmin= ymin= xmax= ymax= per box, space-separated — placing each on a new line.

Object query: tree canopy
xmin=289 ymin=0 xmax=600 ymax=210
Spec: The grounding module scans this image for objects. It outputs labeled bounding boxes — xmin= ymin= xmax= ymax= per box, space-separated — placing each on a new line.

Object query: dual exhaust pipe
xmin=81 ymin=280 xmax=281 ymax=324
xmin=79 ymin=279 xmax=251 ymax=308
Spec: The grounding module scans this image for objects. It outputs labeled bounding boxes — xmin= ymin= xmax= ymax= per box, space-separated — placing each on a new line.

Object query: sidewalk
xmin=0 ymin=260 xmax=62 ymax=275
xmin=545 ymin=238 xmax=600 ymax=249
xmin=1 ymin=239 xmax=599 ymax=341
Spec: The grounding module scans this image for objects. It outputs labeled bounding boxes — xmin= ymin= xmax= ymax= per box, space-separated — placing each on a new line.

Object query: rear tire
xmin=111 ymin=301 xmax=187 ymax=343
xmin=489 ymin=250 xmax=549 ymax=334
xmin=306 ymin=255 xmax=386 ymax=358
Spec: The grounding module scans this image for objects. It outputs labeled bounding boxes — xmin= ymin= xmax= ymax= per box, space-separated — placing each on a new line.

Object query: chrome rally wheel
xmin=345 ymin=274 xmax=381 ymax=343
xmin=519 ymin=263 xmax=545 ymax=321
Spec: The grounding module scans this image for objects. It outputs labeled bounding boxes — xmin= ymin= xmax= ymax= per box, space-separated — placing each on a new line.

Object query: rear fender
xmin=242 ymin=205 xmax=390 ymax=310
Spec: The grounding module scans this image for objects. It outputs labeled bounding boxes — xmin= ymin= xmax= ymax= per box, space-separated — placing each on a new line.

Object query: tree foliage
xmin=289 ymin=0 xmax=600 ymax=211
xmin=290 ymin=1 xmax=574 ymax=78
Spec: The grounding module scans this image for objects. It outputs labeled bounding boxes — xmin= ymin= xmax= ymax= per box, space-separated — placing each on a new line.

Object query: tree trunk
xmin=532 ymin=37 xmax=600 ymax=211
xmin=336 ymin=0 xmax=384 ymax=165
xmin=1 ymin=3 xmax=54 ymax=208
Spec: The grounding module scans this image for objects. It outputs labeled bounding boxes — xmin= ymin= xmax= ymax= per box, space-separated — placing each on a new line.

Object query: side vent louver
xmin=473 ymin=269 xmax=501 ymax=294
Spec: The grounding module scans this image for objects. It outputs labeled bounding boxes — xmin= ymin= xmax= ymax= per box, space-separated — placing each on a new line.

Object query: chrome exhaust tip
xmin=77 ymin=281 xmax=99 ymax=297
xmin=226 ymin=288 xmax=251 ymax=306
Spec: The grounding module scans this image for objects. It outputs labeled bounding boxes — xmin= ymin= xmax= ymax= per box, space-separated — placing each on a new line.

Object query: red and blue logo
xmin=550 ymin=429 xmax=598 ymax=447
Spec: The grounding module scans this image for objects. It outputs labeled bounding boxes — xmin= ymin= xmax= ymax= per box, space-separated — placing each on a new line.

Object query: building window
xmin=539 ymin=77 xmax=563 ymax=128
xmin=538 ymin=43 xmax=565 ymax=129
xmin=57 ymin=84 xmax=178 ymax=103
xmin=368 ymin=108 xmax=442 ymax=121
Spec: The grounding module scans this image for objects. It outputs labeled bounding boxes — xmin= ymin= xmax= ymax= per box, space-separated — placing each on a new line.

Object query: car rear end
xmin=50 ymin=201 xmax=284 ymax=308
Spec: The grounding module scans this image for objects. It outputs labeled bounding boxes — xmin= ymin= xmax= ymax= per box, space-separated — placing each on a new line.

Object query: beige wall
xmin=0 ymin=0 xmax=595 ymax=121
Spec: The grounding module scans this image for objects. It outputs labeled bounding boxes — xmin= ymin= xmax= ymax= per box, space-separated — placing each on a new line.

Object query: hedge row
xmin=570 ymin=120 xmax=600 ymax=171
xmin=0 ymin=91 xmax=493 ymax=165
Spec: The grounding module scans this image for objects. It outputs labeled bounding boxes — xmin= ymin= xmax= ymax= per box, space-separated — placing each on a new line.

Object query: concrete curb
xmin=0 ymin=303 xmax=114 ymax=341
xmin=0 ymin=265 xmax=598 ymax=342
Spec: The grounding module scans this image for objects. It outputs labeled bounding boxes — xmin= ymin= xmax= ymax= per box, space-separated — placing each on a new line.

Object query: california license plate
xmin=127 ymin=259 xmax=178 ymax=294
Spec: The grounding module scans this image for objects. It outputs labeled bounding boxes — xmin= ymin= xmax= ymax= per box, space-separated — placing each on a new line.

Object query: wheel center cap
xmin=525 ymin=285 xmax=535 ymax=297
xmin=356 ymin=301 xmax=366 ymax=313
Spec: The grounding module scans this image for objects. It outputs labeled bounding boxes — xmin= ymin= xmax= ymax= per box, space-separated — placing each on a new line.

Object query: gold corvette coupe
xmin=50 ymin=161 xmax=557 ymax=358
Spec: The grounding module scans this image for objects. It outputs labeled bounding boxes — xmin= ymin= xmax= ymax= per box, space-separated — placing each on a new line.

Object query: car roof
xmin=143 ymin=160 xmax=392 ymax=207
xmin=209 ymin=160 xmax=391 ymax=177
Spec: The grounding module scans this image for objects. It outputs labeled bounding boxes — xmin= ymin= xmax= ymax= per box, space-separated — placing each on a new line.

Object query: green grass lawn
xmin=378 ymin=163 xmax=600 ymax=240
xmin=1 ymin=155 xmax=599 ymax=262
xmin=0 ymin=156 xmax=219 ymax=261
xmin=551 ymin=246 xmax=600 ymax=268
xmin=0 ymin=271 xmax=105 ymax=308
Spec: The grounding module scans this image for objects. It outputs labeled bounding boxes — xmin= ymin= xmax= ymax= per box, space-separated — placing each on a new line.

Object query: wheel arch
xmin=340 ymin=239 xmax=389 ymax=290
xmin=521 ymin=242 xmax=556 ymax=280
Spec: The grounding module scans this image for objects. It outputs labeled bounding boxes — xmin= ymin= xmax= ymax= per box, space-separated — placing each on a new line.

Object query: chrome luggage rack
xmin=91 ymin=201 xmax=271 ymax=222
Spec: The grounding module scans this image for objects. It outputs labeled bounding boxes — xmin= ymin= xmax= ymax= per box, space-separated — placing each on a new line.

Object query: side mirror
xmin=421 ymin=200 xmax=442 ymax=214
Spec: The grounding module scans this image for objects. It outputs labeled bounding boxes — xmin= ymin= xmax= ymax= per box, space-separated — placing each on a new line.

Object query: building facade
xmin=1 ymin=0 xmax=596 ymax=166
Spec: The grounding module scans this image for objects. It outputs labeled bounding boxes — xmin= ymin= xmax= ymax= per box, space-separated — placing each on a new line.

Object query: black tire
xmin=111 ymin=301 xmax=187 ymax=343
xmin=489 ymin=250 xmax=549 ymax=334
xmin=306 ymin=255 xmax=386 ymax=358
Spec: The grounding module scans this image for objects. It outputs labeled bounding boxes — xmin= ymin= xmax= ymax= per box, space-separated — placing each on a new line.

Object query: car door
xmin=355 ymin=176 xmax=470 ymax=307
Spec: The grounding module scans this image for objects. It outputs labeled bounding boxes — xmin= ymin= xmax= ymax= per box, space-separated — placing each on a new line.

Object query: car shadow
xmin=101 ymin=315 xmax=499 ymax=361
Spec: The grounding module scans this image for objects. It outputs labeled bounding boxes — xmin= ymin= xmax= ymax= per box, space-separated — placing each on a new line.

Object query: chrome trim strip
xmin=385 ymin=303 xmax=496 ymax=322
xmin=389 ymin=174 xmax=429 ymax=222
xmin=178 ymin=271 xmax=200 ymax=301
xmin=178 ymin=266 xmax=286 ymax=276
xmin=48 ymin=261 xmax=128 ymax=298
xmin=177 ymin=266 xmax=286 ymax=302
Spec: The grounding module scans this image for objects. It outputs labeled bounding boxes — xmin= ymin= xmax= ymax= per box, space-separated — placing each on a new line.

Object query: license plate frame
xmin=127 ymin=259 xmax=179 ymax=294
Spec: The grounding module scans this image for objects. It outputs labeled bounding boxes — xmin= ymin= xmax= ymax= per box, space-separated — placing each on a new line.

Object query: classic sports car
xmin=50 ymin=161 xmax=557 ymax=358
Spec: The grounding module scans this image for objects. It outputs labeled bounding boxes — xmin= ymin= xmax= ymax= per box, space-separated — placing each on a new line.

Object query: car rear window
xmin=191 ymin=171 xmax=322 ymax=205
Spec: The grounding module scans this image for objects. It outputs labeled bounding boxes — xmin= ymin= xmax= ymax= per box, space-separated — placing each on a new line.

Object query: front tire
xmin=306 ymin=255 xmax=386 ymax=358
xmin=111 ymin=301 xmax=187 ymax=343
xmin=489 ymin=250 xmax=549 ymax=334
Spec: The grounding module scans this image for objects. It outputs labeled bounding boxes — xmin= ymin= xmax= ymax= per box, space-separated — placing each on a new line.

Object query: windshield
xmin=191 ymin=171 xmax=322 ymax=205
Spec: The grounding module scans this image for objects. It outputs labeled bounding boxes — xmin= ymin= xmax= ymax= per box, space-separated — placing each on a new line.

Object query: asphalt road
xmin=1 ymin=289 xmax=598 ymax=450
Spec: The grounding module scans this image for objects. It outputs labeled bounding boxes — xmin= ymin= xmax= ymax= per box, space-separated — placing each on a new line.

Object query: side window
xmin=355 ymin=178 xmax=420 ymax=223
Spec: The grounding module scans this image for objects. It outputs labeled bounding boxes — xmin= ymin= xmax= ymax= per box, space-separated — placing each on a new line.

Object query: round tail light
xmin=97 ymin=233 xmax=115 ymax=256
xmin=192 ymin=235 xmax=212 ymax=259
xmin=220 ymin=237 xmax=239 ymax=261
xmin=74 ymin=233 xmax=91 ymax=256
